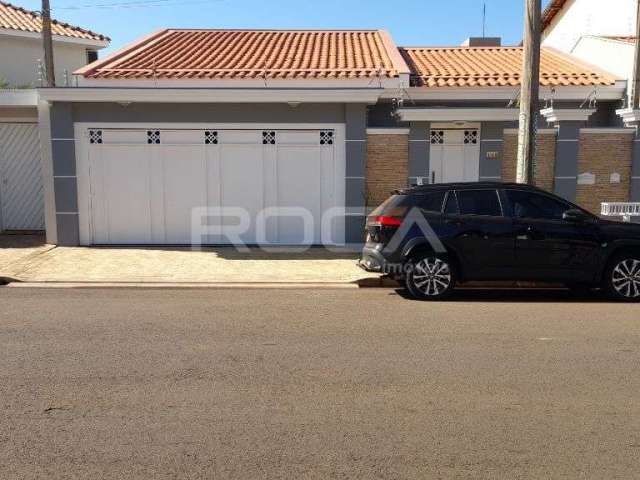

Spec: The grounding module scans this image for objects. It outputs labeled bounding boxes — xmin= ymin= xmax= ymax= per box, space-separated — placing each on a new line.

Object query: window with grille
xmin=320 ymin=130 xmax=334 ymax=145
xmin=204 ymin=131 xmax=218 ymax=145
xmin=464 ymin=130 xmax=478 ymax=145
xmin=430 ymin=130 xmax=444 ymax=144
xmin=262 ymin=131 xmax=276 ymax=145
xmin=89 ymin=129 xmax=102 ymax=144
xmin=147 ymin=130 xmax=160 ymax=144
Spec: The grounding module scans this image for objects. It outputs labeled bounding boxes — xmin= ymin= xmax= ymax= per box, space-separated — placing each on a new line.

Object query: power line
xmin=51 ymin=0 xmax=222 ymax=10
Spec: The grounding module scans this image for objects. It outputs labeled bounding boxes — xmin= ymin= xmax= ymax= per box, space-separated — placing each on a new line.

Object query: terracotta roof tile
xmin=542 ymin=0 xmax=568 ymax=32
xmin=0 ymin=0 xmax=108 ymax=42
xmin=399 ymin=46 xmax=618 ymax=88
xmin=78 ymin=29 xmax=407 ymax=80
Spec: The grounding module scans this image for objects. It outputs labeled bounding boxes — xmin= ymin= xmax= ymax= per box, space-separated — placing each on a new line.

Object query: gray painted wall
xmin=408 ymin=122 xmax=429 ymax=185
xmin=46 ymin=101 xmax=368 ymax=246
xmin=344 ymin=104 xmax=368 ymax=244
xmin=479 ymin=122 xmax=510 ymax=181
xmin=72 ymin=102 xmax=345 ymax=124
xmin=552 ymin=121 xmax=582 ymax=201
xmin=49 ymin=103 xmax=79 ymax=245
xmin=632 ymin=129 xmax=640 ymax=203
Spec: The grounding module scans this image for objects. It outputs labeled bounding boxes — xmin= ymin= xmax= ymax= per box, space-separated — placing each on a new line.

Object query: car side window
xmin=505 ymin=190 xmax=569 ymax=221
xmin=444 ymin=191 xmax=459 ymax=215
xmin=456 ymin=189 xmax=502 ymax=217
xmin=416 ymin=191 xmax=446 ymax=213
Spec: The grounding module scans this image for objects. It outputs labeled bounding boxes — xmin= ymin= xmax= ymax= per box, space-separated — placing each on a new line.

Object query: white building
xmin=542 ymin=0 xmax=637 ymax=104
xmin=0 ymin=1 xmax=108 ymax=231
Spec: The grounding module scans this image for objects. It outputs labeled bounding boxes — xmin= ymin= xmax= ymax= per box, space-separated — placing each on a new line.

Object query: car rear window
xmin=456 ymin=189 xmax=502 ymax=217
xmin=369 ymin=195 xmax=409 ymax=217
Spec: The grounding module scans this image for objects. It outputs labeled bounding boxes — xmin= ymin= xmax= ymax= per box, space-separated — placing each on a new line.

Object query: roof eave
xmin=36 ymin=86 xmax=386 ymax=104
xmin=0 ymin=27 xmax=109 ymax=48
xmin=382 ymin=82 xmax=626 ymax=101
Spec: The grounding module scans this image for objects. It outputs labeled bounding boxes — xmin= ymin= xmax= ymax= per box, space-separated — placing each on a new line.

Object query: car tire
xmin=603 ymin=253 xmax=640 ymax=302
xmin=405 ymin=254 xmax=456 ymax=300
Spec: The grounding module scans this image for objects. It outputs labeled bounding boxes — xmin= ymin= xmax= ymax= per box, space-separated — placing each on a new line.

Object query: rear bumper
xmin=358 ymin=245 xmax=391 ymax=273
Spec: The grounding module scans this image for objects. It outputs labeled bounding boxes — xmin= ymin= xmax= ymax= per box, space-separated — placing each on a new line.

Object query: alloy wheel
xmin=611 ymin=258 xmax=640 ymax=299
xmin=411 ymin=258 xmax=452 ymax=297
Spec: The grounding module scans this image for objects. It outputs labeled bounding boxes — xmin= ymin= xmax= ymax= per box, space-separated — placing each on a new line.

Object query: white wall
xmin=542 ymin=0 xmax=637 ymax=53
xmin=0 ymin=34 xmax=93 ymax=87
xmin=572 ymin=37 xmax=635 ymax=81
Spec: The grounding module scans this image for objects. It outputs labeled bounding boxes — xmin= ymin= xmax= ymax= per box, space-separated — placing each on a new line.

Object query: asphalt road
xmin=1 ymin=287 xmax=639 ymax=479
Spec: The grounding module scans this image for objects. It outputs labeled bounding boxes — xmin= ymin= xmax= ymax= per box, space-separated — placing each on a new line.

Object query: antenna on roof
xmin=482 ymin=2 xmax=487 ymax=37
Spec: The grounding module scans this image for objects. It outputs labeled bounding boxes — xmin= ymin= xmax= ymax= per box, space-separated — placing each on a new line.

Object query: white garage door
xmin=80 ymin=127 xmax=344 ymax=245
xmin=0 ymin=123 xmax=44 ymax=231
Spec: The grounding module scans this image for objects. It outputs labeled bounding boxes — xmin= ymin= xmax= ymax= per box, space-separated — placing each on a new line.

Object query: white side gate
xmin=601 ymin=202 xmax=640 ymax=222
xmin=0 ymin=123 xmax=44 ymax=231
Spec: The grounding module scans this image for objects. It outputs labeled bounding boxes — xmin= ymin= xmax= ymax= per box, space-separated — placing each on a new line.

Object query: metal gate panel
xmin=0 ymin=123 xmax=44 ymax=230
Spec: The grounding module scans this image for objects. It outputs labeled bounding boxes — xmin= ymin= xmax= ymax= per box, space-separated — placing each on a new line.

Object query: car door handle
xmin=444 ymin=218 xmax=463 ymax=227
xmin=520 ymin=226 xmax=544 ymax=240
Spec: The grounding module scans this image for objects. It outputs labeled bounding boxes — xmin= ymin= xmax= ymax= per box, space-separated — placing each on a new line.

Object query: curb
xmin=356 ymin=277 xmax=401 ymax=288
xmin=0 ymin=276 xmax=22 ymax=286
xmin=5 ymin=281 xmax=369 ymax=289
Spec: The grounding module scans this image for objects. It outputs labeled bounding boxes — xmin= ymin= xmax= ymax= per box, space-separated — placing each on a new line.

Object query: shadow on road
xmin=393 ymin=287 xmax=617 ymax=303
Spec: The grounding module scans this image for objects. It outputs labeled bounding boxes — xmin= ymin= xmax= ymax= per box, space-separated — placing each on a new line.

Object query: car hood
xmin=598 ymin=219 xmax=640 ymax=239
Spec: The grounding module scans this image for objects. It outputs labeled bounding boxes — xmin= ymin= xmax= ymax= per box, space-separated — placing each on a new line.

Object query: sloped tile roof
xmin=0 ymin=0 xmax=108 ymax=42
xmin=542 ymin=0 xmax=568 ymax=32
xmin=78 ymin=29 xmax=408 ymax=80
xmin=399 ymin=46 xmax=618 ymax=88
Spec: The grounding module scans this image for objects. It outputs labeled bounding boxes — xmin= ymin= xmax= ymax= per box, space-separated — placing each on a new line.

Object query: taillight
xmin=367 ymin=206 xmax=407 ymax=227
xmin=368 ymin=215 xmax=403 ymax=227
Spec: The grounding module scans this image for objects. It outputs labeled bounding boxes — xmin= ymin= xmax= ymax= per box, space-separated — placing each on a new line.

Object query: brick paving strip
xmin=0 ymin=235 xmax=383 ymax=286
xmin=1 ymin=235 xmax=566 ymax=290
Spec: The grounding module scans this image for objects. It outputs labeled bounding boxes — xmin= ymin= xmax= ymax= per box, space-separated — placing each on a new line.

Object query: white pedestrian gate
xmin=429 ymin=128 xmax=481 ymax=184
xmin=0 ymin=123 xmax=44 ymax=231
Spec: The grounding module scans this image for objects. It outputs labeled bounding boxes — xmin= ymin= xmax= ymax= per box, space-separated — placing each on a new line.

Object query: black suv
xmin=360 ymin=182 xmax=640 ymax=301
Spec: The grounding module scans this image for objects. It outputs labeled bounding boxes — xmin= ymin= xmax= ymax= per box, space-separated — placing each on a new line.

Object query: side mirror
xmin=562 ymin=209 xmax=590 ymax=223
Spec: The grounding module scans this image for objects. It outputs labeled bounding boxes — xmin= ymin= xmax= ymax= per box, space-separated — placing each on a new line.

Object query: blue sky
xmin=20 ymin=0 xmax=552 ymax=54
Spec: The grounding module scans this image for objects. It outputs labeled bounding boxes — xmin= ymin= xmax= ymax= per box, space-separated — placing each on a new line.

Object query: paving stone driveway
xmin=0 ymin=235 xmax=379 ymax=284
xmin=0 ymin=234 xmax=54 ymax=279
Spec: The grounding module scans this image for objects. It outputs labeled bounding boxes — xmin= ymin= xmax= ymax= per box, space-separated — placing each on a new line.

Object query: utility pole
xmin=42 ymin=0 xmax=55 ymax=87
xmin=629 ymin=0 xmax=640 ymax=109
xmin=516 ymin=0 xmax=541 ymax=184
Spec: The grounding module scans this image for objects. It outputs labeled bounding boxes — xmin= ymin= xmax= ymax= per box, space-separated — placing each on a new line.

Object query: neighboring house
xmin=572 ymin=36 xmax=635 ymax=86
xmin=541 ymin=0 xmax=637 ymax=53
xmin=540 ymin=0 xmax=640 ymax=210
xmin=0 ymin=0 xmax=109 ymax=87
xmin=542 ymin=0 xmax=637 ymax=104
xmin=0 ymin=0 xmax=108 ymax=232
xmin=36 ymin=29 xmax=633 ymax=247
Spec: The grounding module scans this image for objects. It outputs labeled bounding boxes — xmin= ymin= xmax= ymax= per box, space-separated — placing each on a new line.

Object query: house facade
xmin=0 ymin=0 xmax=108 ymax=232
xmin=540 ymin=0 xmax=640 ymax=216
xmin=36 ymin=28 xmax=637 ymax=246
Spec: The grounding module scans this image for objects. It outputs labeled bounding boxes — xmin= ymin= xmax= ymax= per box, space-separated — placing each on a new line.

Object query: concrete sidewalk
xmin=0 ymin=235 xmax=381 ymax=285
